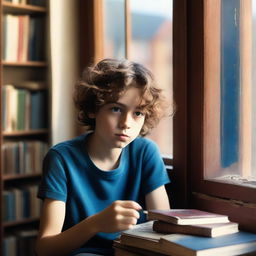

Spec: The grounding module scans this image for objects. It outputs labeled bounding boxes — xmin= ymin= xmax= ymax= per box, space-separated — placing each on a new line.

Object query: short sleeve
xmin=37 ymin=149 xmax=68 ymax=202
xmin=141 ymin=139 xmax=170 ymax=195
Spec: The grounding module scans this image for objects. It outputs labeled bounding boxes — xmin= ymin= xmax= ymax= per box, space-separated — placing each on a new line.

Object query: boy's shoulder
xmin=131 ymin=136 xmax=159 ymax=151
xmin=50 ymin=134 xmax=87 ymax=152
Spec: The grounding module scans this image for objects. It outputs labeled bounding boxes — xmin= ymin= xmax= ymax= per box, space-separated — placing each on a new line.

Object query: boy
xmin=36 ymin=59 xmax=171 ymax=256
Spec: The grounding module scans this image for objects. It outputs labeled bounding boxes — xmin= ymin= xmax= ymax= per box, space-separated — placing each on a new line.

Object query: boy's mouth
xmin=115 ymin=133 xmax=130 ymax=141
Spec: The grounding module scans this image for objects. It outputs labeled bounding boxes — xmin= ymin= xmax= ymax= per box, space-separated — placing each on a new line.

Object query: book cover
xmin=153 ymin=220 xmax=239 ymax=237
xmin=17 ymin=15 xmax=24 ymax=62
xmin=16 ymin=229 xmax=37 ymax=256
xmin=2 ymin=85 xmax=18 ymax=131
xmin=147 ymin=209 xmax=229 ymax=225
xmin=21 ymin=15 xmax=30 ymax=61
xmin=30 ymin=90 xmax=47 ymax=129
xmin=5 ymin=14 xmax=19 ymax=61
xmin=17 ymin=89 xmax=27 ymax=130
xmin=3 ymin=190 xmax=15 ymax=221
xmin=3 ymin=235 xmax=17 ymax=256
xmin=27 ymin=0 xmax=46 ymax=7
xmin=120 ymin=221 xmax=165 ymax=253
xmin=160 ymin=232 xmax=256 ymax=256
xmin=3 ymin=15 xmax=7 ymax=60
xmin=9 ymin=85 xmax=18 ymax=131
xmin=28 ymin=17 xmax=45 ymax=61
xmin=114 ymin=240 xmax=167 ymax=256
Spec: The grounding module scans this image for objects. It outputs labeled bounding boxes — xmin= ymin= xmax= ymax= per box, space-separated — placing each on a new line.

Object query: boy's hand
xmin=93 ymin=200 xmax=142 ymax=233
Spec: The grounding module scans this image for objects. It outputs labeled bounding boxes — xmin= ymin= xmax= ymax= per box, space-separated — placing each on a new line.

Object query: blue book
xmin=27 ymin=0 xmax=46 ymax=7
xmin=28 ymin=17 xmax=45 ymax=61
xmin=22 ymin=187 xmax=30 ymax=218
xmin=3 ymin=190 xmax=15 ymax=222
xmin=30 ymin=90 xmax=47 ymax=129
xmin=160 ymin=232 xmax=256 ymax=256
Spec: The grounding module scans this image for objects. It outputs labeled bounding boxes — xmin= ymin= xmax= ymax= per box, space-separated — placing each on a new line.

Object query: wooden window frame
xmin=180 ymin=0 xmax=256 ymax=232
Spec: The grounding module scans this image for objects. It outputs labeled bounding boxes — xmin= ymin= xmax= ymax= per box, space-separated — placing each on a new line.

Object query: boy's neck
xmin=86 ymin=133 xmax=122 ymax=171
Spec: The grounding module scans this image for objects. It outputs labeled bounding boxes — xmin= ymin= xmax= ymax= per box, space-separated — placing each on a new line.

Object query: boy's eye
xmin=134 ymin=111 xmax=144 ymax=117
xmin=111 ymin=106 xmax=122 ymax=113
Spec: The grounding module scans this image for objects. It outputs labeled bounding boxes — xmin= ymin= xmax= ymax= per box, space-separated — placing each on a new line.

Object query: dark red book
xmin=153 ymin=220 xmax=239 ymax=237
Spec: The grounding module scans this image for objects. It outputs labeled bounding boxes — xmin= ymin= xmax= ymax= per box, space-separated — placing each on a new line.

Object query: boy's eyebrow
xmin=107 ymin=101 xmax=146 ymax=110
xmin=106 ymin=102 xmax=127 ymax=108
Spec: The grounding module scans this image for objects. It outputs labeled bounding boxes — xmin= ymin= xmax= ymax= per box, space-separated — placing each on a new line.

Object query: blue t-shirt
xmin=38 ymin=133 xmax=170 ymax=255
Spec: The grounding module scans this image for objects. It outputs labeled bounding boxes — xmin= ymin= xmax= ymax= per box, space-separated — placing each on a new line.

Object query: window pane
xmin=204 ymin=0 xmax=256 ymax=187
xmin=103 ymin=0 xmax=126 ymax=58
xmin=130 ymin=0 xmax=173 ymax=156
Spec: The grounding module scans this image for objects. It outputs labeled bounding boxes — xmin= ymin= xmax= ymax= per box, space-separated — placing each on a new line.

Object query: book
xmin=28 ymin=17 xmax=45 ymax=61
xmin=153 ymin=220 xmax=239 ymax=237
xmin=3 ymin=235 xmax=17 ymax=256
xmin=27 ymin=0 xmax=46 ymax=7
xmin=17 ymin=89 xmax=27 ymax=130
xmin=16 ymin=229 xmax=38 ymax=256
xmin=120 ymin=222 xmax=256 ymax=256
xmin=4 ymin=15 xmax=19 ymax=61
xmin=30 ymin=90 xmax=47 ymax=129
xmin=160 ymin=232 xmax=256 ymax=256
xmin=114 ymin=240 xmax=166 ymax=256
xmin=120 ymin=221 xmax=167 ymax=253
xmin=21 ymin=15 xmax=30 ymax=61
xmin=147 ymin=209 xmax=229 ymax=225
xmin=17 ymin=15 xmax=24 ymax=62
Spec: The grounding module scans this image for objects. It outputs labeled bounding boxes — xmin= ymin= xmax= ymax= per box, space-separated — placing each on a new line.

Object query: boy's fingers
xmin=119 ymin=200 xmax=142 ymax=211
xmin=122 ymin=216 xmax=138 ymax=225
xmin=120 ymin=208 xmax=140 ymax=219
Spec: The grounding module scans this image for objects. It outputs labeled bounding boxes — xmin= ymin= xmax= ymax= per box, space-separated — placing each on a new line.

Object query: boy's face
xmin=90 ymin=87 xmax=145 ymax=149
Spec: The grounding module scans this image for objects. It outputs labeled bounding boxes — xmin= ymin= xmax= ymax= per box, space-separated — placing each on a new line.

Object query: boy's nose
xmin=119 ymin=113 xmax=131 ymax=129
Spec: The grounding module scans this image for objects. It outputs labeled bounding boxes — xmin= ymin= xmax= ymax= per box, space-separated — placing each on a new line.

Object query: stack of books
xmin=148 ymin=209 xmax=238 ymax=238
xmin=115 ymin=209 xmax=256 ymax=256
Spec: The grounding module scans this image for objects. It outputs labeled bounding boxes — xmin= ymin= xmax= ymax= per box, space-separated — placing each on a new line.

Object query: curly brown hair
xmin=73 ymin=58 xmax=170 ymax=136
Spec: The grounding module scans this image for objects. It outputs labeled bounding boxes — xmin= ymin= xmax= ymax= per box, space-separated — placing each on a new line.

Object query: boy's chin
xmin=114 ymin=141 xmax=131 ymax=149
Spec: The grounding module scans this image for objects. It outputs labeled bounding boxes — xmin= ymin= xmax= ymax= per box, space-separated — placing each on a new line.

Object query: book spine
xmin=2 ymin=140 xmax=48 ymax=175
xmin=3 ymin=185 xmax=42 ymax=223
xmin=30 ymin=90 xmax=47 ymax=129
xmin=153 ymin=221 xmax=210 ymax=237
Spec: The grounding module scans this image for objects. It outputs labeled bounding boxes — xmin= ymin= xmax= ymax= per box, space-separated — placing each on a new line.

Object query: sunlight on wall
xmin=49 ymin=0 xmax=79 ymax=145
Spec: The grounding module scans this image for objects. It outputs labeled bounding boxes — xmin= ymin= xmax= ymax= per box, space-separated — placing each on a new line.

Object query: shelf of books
xmin=0 ymin=1 xmax=50 ymax=255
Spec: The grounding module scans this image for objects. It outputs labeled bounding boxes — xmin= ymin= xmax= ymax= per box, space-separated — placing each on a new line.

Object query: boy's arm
xmin=36 ymin=198 xmax=141 ymax=256
xmin=145 ymin=185 xmax=170 ymax=210
xmin=35 ymin=198 xmax=98 ymax=256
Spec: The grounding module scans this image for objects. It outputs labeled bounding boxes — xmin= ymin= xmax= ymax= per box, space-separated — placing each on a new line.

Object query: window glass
xmin=204 ymin=0 xmax=256 ymax=187
xmin=103 ymin=0 xmax=126 ymax=58
xmin=130 ymin=0 xmax=173 ymax=156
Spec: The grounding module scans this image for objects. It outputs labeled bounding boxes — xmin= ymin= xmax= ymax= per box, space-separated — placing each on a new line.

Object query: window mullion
xmin=125 ymin=0 xmax=131 ymax=59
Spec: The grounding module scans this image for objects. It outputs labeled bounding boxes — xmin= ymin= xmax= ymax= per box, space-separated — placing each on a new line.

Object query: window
xmin=184 ymin=0 xmax=256 ymax=232
xmin=102 ymin=0 xmax=126 ymax=59
xmin=100 ymin=0 xmax=173 ymax=156
xmin=204 ymin=0 xmax=256 ymax=187
xmin=129 ymin=0 xmax=173 ymax=156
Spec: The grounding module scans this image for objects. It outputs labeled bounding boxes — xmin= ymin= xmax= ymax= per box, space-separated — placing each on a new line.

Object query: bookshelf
xmin=0 ymin=0 xmax=50 ymax=255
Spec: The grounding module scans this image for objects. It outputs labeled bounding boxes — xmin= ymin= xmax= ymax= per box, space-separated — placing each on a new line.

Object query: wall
xmin=49 ymin=0 xmax=79 ymax=145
